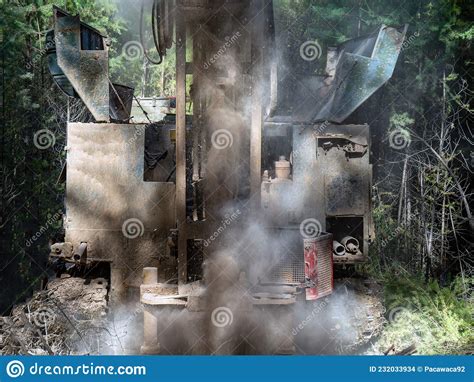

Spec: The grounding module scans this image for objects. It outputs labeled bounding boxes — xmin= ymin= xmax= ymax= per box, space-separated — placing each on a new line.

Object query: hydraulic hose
xmin=140 ymin=0 xmax=163 ymax=64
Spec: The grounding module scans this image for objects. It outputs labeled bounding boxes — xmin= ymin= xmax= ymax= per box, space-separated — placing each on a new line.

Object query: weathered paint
xmin=53 ymin=8 xmax=110 ymax=122
xmin=304 ymin=234 xmax=333 ymax=300
xmin=281 ymin=25 xmax=407 ymax=124
xmin=65 ymin=123 xmax=176 ymax=291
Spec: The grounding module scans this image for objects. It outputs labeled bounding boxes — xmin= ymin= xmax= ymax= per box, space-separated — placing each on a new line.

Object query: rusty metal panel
xmin=315 ymin=124 xmax=372 ymax=260
xmin=315 ymin=125 xmax=371 ymax=216
xmin=54 ymin=9 xmax=110 ymax=122
xmin=260 ymin=124 xmax=371 ymax=225
xmin=313 ymin=25 xmax=407 ymax=123
xmin=325 ymin=171 xmax=367 ymax=215
xmin=65 ymin=123 xmax=176 ymax=287
xmin=261 ymin=124 xmax=372 ymax=262
xmin=46 ymin=30 xmax=77 ymax=98
xmin=291 ymin=125 xmax=327 ymax=226
xmin=276 ymin=25 xmax=407 ymax=124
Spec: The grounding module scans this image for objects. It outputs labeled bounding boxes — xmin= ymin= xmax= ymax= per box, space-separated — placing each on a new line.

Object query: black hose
xmin=151 ymin=0 xmax=162 ymax=57
xmin=140 ymin=0 xmax=162 ymax=65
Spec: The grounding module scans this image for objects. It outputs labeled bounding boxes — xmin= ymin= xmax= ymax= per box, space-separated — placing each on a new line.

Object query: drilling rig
xmin=46 ymin=1 xmax=406 ymax=354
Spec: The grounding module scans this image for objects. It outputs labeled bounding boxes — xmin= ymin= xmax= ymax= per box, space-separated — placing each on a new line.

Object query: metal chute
xmin=272 ymin=25 xmax=408 ymax=124
xmin=46 ymin=7 xmax=133 ymax=122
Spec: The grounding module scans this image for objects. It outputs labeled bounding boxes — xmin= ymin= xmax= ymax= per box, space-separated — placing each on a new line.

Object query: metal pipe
xmin=175 ymin=11 xmax=187 ymax=287
xmin=332 ymin=241 xmax=345 ymax=256
xmin=250 ymin=0 xmax=264 ymax=208
xmin=140 ymin=267 xmax=160 ymax=354
xmin=74 ymin=242 xmax=87 ymax=263
xmin=341 ymin=236 xmax=359 ymax=254
xmin=143 ymin=267 xmax=158 ymax=285
xmin=140 ymin=1 xmax=162 ymax=64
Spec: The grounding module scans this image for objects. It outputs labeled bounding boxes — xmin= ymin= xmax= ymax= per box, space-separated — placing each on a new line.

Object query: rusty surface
xmin=65 ymin=123 xmax=176 ymax=288
xmin=140 ymin=283 xmax=178 ymax=297
xmin=271 ymin=25 xmax=407 ymax=124
xmin=304 ymin=234 xmax=333 ymax=300
xmin=175 ymin=11 xmax=188 ymax=288
xmin=53 ymin=8 xmax=110 ymax=122
xmin=261 ymin=123 xmax=372 ymax=262
xmin=313 ymin=25 xmax=407 ymax=123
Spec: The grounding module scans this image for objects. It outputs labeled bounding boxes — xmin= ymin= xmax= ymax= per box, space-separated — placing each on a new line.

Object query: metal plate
xmin=54 ymin=9 xmax=109 ymax=121
xmin=273 ymin=25 xmax=407 ymax=123
xmin=65 ymin=123 xmax=176 ymax=287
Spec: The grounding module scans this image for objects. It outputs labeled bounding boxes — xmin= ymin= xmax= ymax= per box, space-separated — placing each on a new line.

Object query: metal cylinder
xmin=275 ymin=156 xmax=291 ymax=179
xmin=140 ymin=267 xmax=160 ymax=354
xmin=110 ymin=268 xmax=127 ymax=305
xmin=341 ymin=236 xmax=359 ymax=254
xmin=332 ymin=241 xmax=345 ymax=256
xmin=143 ymin=267 xmax=158 ymax=285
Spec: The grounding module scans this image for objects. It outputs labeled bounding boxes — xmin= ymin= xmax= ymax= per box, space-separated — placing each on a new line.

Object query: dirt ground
xmin=0 ymin=275 xmax=108 ymax=355
xmin=0 ymin=276 xmax=387 ymax=355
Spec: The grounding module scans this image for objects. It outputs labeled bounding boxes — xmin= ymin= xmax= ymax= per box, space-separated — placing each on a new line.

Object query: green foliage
xmin=0 ymin=0 xmax=177 ymax=314
xmin=102 ymin=0 xmax=177 ymax=96
xmin=1 ymin=0 xmax=472 ymax=354
xmin=0 ymin=0 xmax=125 ymax=313
xmin=389 ymin=112 xmax=415 ymax=130
xmin=371 ymin=273 xmax=473 ymax=354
